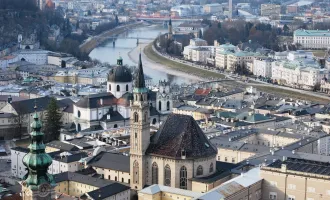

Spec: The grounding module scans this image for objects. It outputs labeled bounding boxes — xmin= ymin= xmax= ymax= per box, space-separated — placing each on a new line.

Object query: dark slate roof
xmin=108 ymin=65 xmax=132 ymax=83
xmin=87 ymin=152 xmax=130 ymax=172
xmin=135 ymin=53 xmax=145 ymax=88
xmin=75 ymin=93 xmax=117 ymax=109
xmin=150 ymin=106 xmax=160 ymax=116
xmin=10 ymin=96 xmax=67 ymax=114
xmin=54 ymin=172 xmax=114 ymax=187
xmin=147 ymin=114 xmax=217 ymax=159
xmin=53 ymin=152 xmax=88 ymax=163
xmin=59 ymin=98 xmax=74 ymax=113
xmin=100 ymin=109 xmax=125 ymax=122
xmin=86 ymin=183 xmax=130 ymax=199
xmin=11 ymin=146 xmax=29 ymax=153
xmin=267 ymin=158 xmax=330 ymax=176
xmin=46 ymin=141 xmax=80 ymax=151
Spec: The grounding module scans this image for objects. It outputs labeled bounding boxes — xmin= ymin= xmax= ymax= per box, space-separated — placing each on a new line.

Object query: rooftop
xmin=294 ymin=29 xmax=330 ymax=37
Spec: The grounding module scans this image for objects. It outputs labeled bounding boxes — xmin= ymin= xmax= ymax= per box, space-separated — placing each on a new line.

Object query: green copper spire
xmin=22 ymin=100 xmax=55 ymax=189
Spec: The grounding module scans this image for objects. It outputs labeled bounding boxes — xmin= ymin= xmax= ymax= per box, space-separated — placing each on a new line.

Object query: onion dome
xmin=108 ymin=56 xmax=132 ymax=83
xmin=22 ymin=103 xmax=55 ymax=189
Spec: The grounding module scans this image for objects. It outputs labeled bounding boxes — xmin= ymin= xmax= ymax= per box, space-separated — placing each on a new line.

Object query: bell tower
xmin=21 ymin=102 xmax=56 ymax=200
xmin=156 ymin=80 xmax=172 ymax=114
xmin=130 ymin=53 xmax=150 ymax=190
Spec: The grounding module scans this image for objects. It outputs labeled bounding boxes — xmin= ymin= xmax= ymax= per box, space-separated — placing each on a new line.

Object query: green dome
xmin=22 ymin=107 xmax=55 ymax=187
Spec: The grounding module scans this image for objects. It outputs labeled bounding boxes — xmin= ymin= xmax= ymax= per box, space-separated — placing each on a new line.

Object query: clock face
xmin=38 ymin=183 xmax=50 ymax=197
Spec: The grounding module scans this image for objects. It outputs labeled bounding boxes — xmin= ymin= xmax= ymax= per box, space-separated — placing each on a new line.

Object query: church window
xmin=197 ymin=165 xmax=203 ymax=176
xmin=167 ymin=101 xmax=170 ymax=111
xmin=135 ymin=132 xmax=137 ymax=138
xmin=117 ymin=85 xmax=120 ymax=92
xmin=209 ymin=163 xmax=214 ymax=173
xmin=77 ymin=110 xmax=81 ymax=118
xmin=158 ymin=101 xmax=162 ymax=111
xmin=164 ymin=164 xmax=171 ymax=186
xmin=180 ymin=166 xmax=187 ymax=189
xmin=152 ymin=162 xmax=158 ymax=184
xmin=144 ymin=112 xmax=148 ymax=123
xmin=109 ymin=84 xmax=111 ymax=91
xmin=133 ymin=161 xmax=139 ymax=184
xmin=126 ymin=84 xmax=129 ymax=91
xmin=134 ymin=112 xmax=139 ymax=122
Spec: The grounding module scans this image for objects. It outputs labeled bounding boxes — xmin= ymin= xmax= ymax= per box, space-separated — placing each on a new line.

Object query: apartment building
xmin=294 ymin=29 xmax=330 ymax=49
xmin=271 ymin=60 xmax=328 ymax=89
xmin=215 ymin=44 xmax=264 ymax=71
xmin=261 ymin=4 xmax=281 ymax=16
xmin=54 ymin=172 xmax=130 ymax=200
xmin=203 ymin=3 xmax=222 ymax=14
xmin=253 ymin=58 xmax=274 ymax=78
xmin=261 ymin=157 xmax=330 ymax=200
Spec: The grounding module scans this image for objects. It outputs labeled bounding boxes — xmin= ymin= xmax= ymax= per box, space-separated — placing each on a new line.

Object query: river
xmin=89 ymin=24 xmax=194 ymax=84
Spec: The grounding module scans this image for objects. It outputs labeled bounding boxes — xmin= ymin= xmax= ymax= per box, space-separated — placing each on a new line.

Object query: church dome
xmin=108 ymin=57 xmax=132 ymax=83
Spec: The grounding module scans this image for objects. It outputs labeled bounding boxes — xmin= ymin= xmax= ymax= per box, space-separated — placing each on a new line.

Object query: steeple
xmin=21 ymin=100 xmax=56 ymax=199
xmin=168 ymin=17 xmax=173 ymax=40
xmin=134 ymin=53 xmax=146 ymax=90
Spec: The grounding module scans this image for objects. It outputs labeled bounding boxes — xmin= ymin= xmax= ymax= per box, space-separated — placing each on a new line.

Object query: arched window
xmin=135 ymin=132 xmax=137 ymax=138
xmin=152 ymin=118 xmax=157 ymax=125
xmin=144 ymin=112 xmax=148 ymax=123
xmin=209 ymin=163 xmax=214 ymax=173
xmin=77 ymin=124 xmax=81 ymax=132
xmin=126 ymin=84 xmax=129 ymax=91
xmin=109 ymin=84 xmax=111 ymax=91
xmin=167 ymin=101 xmax=170 ymax=111
xmin=164 ymin=164 xmax=171 ymax=186
xmin=114 ymin=124 xmax=118 ymax=128
xmin=152 ymin=162 xmax=158 ymax=184
xmin=77 ymin=110 xmax=81 ymax=118
xmin=134 ymin=112 xmax=139 ymax=123
xmin=133 ymin=161 xmax=139 ymax=184
xmin=158 ymin=101 xmax=162 ymax=111
xmin=117 ymin=85 xmax=120 ymax=92
xmin=197 ymin=165 xmax=203 ymax=176
xmin=180 ymin=166 xmax=187 ymax=189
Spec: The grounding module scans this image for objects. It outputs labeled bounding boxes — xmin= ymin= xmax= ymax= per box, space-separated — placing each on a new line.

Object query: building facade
xmin=294 ymin=29 xmax=330 ymax=49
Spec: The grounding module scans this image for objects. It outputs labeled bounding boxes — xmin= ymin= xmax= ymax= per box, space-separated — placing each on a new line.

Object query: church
xmin=129 ymin=53 xmax=218 ymax=190
xmin=73 ymin=55 xmax=172 ymax=132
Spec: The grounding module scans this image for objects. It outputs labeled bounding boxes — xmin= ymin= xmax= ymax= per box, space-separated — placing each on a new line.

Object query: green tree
xmin=283 ymin=24 xmax=290 ymax=35
xmin=43 ymin=98 xmax=62 ymax=142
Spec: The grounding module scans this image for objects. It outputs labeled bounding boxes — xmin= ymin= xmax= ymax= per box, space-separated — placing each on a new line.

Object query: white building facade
xmin=294 ymin=29 xmax=330 ymax=49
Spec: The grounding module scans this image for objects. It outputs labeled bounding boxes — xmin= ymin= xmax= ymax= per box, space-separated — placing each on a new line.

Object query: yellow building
xmin=261 ymin=157 xmax=330 ymax=200
xmin=54 ymin=171 xmax=131 ymax=200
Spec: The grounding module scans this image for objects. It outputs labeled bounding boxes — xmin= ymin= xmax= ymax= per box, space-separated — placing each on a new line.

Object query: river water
xmin=89 ymin=24 xmax=192 ymax=84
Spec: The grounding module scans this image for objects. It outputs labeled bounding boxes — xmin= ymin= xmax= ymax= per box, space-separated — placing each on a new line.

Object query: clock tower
xmin=21 ymin=102 xmax=56 ymax=200
xmin=130 ymin=53 xmax=150 ymax=190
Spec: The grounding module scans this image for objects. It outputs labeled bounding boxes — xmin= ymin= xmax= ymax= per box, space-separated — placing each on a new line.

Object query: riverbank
xmin=80 ymin=22 xmax=143 ymax=54
xmin=128 ymin=43 xmax=205 ymax=82
xmin=143 ymin=43 xmax=225 ymax=79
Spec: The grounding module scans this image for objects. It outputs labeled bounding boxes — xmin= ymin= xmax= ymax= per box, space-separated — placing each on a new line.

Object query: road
xmin=146 ymin=43 xmax=330 ymax=101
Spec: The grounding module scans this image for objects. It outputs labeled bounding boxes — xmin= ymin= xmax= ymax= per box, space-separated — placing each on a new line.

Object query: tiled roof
xmin=87 ymin=152 xmax=130 ymax=172
xmin=147 ymin=114 xmax=217 ymax=159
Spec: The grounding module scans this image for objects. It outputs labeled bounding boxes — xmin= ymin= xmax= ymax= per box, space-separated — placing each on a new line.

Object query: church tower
xmin=21 ymin=103 xmax=56 ymax=200
xmin=156 ymin=80 xmax=173 ymax=114
xmin=168 ymin=17 xmax=173 ymax=40
xmin=130 ymin=53 xmax=150 ymax=190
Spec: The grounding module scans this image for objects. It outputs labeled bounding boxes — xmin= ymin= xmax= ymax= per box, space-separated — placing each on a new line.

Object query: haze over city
xmin=0 ymin=0 xmax=330 ymax=200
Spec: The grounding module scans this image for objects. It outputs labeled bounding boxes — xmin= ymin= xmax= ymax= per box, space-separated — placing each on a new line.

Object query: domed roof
xmin=108 ymin=65 xmax=132 ymax=83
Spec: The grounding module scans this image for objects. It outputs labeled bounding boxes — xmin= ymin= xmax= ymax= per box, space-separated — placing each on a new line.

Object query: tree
xmin=115 ymin=15 xmax=119 ymax=26
xmin=43 ymin=98 xmax=62 ymax=142
xmin=283 ymin=24 xmax=290 ymax=35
